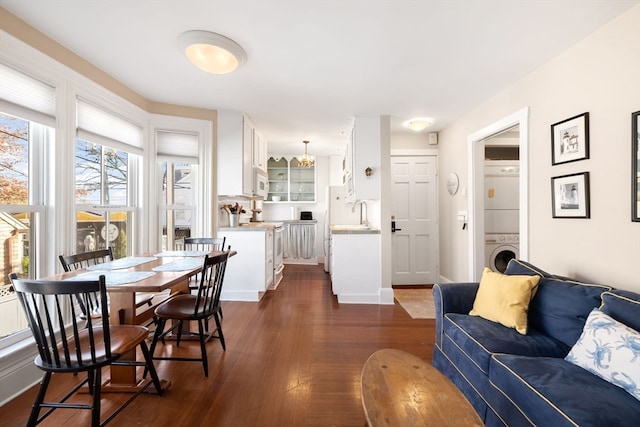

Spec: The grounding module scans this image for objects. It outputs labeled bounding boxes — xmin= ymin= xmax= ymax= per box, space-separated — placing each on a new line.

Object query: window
xmin=0 ymin=63 xmax=55 ymax=346
xmin=0 ymin=113 xmax=50 ymax=342
xmin=157 ymin=130 xmax=199 ymax=250
xmin=160 ymin=161 xmax=197 ymax=249
xmin=75 ymin=99 xmax=143 ymax=258
xmin=75 ymin=138 xmax=137 ymax=258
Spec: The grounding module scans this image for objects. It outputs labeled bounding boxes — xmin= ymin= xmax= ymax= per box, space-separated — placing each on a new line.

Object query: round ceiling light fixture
xmin=406 ymin=118 xmax=433 ymax=132
xmin=178 ymin=30 xmax=247 ymax=74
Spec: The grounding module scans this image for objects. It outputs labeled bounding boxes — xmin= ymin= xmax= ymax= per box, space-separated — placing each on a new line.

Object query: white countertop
xmin=218 ymin=221 xmax=284 ymax=231
xmin=330 ymin=225 xmax=380 ymax=234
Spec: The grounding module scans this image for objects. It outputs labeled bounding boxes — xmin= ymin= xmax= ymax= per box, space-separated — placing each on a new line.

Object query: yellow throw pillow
xmin=469 ymin=268 xmax=541 ymax=334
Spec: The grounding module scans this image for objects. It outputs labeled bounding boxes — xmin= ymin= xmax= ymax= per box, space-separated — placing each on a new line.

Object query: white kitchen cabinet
xmin=265 ymin=228 xmax=274 ymax=288
xmin=330 ymin=232 xmax=382 ymax=303
xmin=252 ymin=130 xmax=268 ymax=172
xmin=217 ymin=110 xmax=255 ymax=197
xmin=344 ymin=128 xmax=355 ymax=198
xmin=266 ymin=156 xmax=315 ymax=203
xmin=218 ymin=228 xmax=273 ymax=301
xmin=346 ymin=116 xmax=387 ymax=201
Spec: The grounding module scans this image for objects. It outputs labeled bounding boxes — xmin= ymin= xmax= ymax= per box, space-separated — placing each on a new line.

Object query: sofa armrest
xmin=433 ymin=282 xmax=479 ymax=348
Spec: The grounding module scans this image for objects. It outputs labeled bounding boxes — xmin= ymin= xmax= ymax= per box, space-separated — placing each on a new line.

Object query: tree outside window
xmin=0 ymin=114 xmax=35 ymax=338
xmin=75 ymin=139 xmax=131 ymax=258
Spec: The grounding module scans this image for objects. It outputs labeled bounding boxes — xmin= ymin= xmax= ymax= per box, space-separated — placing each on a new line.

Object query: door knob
xmin=391 ymin=221 xmax=402 ymax=232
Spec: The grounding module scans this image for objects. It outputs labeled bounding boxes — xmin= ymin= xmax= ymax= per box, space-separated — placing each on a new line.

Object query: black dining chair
xmin=183 ymin=236 xmax=226 ymax=253
xmin=58 ymin=247 xmax=155 ymax=324
xmin=149 ymin=251 xmax=230 ymax=377
xmin=183 ymin=237 xmax=228 ymax=320
xmin=9 ymin=273 xmax=163 ymax=427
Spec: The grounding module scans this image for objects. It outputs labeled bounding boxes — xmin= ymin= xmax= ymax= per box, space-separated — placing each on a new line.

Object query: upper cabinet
xmin=344 ymin=127 xmax=355 ymax=198
xmin=289 ymin=157 xmax=316 ymax=202
xmin=217 ymin=111 xmax=268 ymax=198
xmin=267 ymin=156 xmax=315 ymax=202
xmin=252 ymin=130 xmax=267 ymax=172
xmin=267 ymin=157 xmax=289 ymax=202
xmin=346 ymin=116 xmax=387 ymax=201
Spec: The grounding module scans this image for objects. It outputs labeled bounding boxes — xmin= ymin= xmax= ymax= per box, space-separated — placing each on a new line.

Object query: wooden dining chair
xmin=149 ymin=251 xmax=230 ymax=377
xmin=58 ymin=247 xmax=155 ymax=322
xmin=9 ymin=273 xmax=163 ymax=427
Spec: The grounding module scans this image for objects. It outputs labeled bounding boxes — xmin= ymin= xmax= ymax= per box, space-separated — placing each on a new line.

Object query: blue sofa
xmin=432 ymin=259 xmax=640 ymax=426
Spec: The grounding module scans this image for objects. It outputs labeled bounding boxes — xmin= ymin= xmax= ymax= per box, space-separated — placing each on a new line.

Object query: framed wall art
xmin=551 ymin=172 xmax=590 ymax=218
xmin=633 ymin=110 xmax=640 ymax=222
xmin=551 ymin=112 xmax=589 ymax=165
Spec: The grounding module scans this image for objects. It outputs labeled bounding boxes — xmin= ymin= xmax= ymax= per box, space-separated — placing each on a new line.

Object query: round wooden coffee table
xmin=361 ymin=349 xmax=483 ymax=427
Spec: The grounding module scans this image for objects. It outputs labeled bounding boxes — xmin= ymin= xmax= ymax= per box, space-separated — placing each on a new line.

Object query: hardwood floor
xmin=0 ymin=264 xmax=435 ymax=426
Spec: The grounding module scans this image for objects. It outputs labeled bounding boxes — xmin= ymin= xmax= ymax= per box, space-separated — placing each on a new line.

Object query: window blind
xmin=156 ymin=130 xmax=199 ymax=163
xmin=0 ymin=63 xmax=56 ymax=126
xmin=76 ymin=98 xmax=143 ymax=153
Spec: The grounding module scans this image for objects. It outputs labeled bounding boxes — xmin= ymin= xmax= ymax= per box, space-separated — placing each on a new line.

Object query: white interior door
xmin=391 ymin=156 xmax=438 ymax=285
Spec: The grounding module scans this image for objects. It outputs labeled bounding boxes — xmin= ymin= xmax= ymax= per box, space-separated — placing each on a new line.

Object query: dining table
xmin=49 ymin=249 xmax=236 ymax=393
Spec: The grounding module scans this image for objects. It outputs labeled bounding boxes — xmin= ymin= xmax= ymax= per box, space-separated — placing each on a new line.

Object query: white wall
xmin=438 ymin=5 xmax=640 ymax=291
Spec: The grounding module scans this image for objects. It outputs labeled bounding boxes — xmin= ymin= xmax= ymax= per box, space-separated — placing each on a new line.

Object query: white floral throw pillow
xmin=565 ymin=308 xmax=640 ymax=401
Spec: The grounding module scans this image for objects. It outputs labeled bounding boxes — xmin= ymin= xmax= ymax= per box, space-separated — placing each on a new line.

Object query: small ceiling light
xmin=407 ymin=118 xmax=432 ymax=132
xmin=178 ymin=30 xmax=247 ymax=74
xmin=300 ymin=140 xmax=315 ymax=168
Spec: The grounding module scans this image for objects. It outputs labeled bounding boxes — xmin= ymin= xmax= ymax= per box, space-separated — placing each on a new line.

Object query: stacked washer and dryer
xmin=484 ymin=160 xmax=519 ymax=272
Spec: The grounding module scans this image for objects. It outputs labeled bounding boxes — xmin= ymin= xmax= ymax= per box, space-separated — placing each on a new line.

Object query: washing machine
xmin=485 ymin=233 xmax=519 ymax=273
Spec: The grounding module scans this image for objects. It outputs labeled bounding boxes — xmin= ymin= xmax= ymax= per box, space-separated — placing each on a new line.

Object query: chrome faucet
xmin=351 ymin=200 xmax=368 ymax=226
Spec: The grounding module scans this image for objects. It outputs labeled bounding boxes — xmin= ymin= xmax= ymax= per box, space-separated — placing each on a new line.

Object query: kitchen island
xmin=218 ymin=222 xmax=283 ymax=301
xmin=330 ymin=225 xmax=391 ymax=304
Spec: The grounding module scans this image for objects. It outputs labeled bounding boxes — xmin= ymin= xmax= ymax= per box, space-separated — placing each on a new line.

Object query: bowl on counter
xmin=272 ymin=195 xmax=281 ymax=202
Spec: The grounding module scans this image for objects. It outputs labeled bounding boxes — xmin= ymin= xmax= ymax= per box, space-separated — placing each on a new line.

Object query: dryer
xmin=485 ymin=233 xmax=519 ymax=273
xmin=485 ymin=161 xmax=519 ymax=233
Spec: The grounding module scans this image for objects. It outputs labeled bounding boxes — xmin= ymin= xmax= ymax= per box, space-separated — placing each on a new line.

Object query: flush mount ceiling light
xmin=178 ymin=30 xmax=247 ymax=74
xmin=406 ymin=118 xmax=433 ymax=132
xmin=300 ymin=140 xmax=315 ymax=168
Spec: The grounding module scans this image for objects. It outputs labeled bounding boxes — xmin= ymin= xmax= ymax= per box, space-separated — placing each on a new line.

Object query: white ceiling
xmin=1 ymin=0 xmax=637 ymax=155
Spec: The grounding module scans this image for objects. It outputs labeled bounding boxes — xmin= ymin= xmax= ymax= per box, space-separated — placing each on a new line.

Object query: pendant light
xmin=300 ymin=140 xmax=315 ymax=168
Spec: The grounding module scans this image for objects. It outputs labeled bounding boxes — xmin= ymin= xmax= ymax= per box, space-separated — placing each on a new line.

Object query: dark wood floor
xmin=0 ymin=264 xmax=435 ymax=426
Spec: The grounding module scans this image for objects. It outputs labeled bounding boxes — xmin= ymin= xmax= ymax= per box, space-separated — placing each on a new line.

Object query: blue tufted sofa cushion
xmin=504 ymin=259 xmax=611 ymax=346
xmin=443 ymin=314 xmax=569 ymax=374
xmin=490 ymin=354 xmax=640 ymax=426
xmin=600 ymin=290 xmax=640 ymax=331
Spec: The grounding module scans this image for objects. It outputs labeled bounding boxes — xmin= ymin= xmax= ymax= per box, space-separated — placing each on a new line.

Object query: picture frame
xmin=633 ymin=110 xmax=640 ymax=222
xmin=551 ymin=112 xmax=589 ymax=165
xmin=551 ymin=172 xmax=590 ymax=218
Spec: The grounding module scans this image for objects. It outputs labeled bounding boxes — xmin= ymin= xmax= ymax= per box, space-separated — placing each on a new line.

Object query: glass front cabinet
xmin=267 ymin=156 xmax=315 ymax=202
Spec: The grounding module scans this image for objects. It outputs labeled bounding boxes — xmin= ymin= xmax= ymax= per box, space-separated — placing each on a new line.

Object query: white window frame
xmin=150 ymin=115 xmax=214 ymax=246
xmin=74 ymin=137 xmax=140 ymax=257
xmin=0 ymin=118 xmax=51 ymax=349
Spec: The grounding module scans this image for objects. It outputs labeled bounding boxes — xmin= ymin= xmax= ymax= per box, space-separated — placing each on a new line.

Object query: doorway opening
xmin=467 ymin=108 xmax=529 ymax=281
xmin=484 ymin=126 xmax=520 ymax=273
